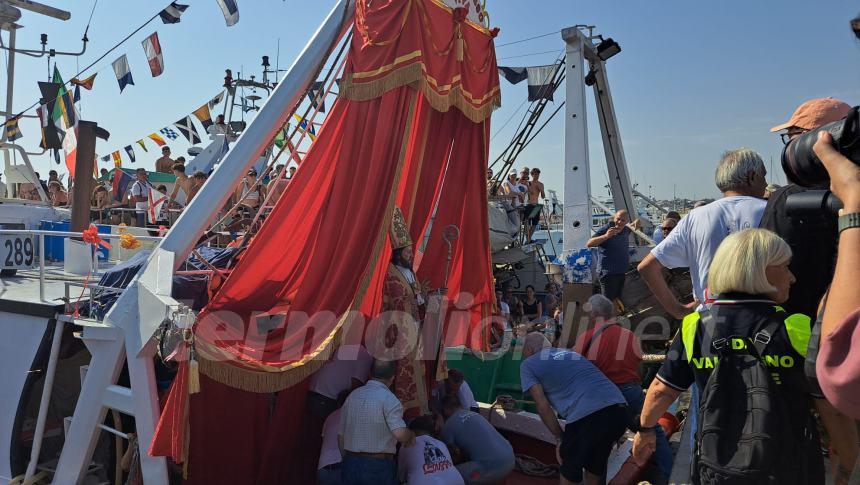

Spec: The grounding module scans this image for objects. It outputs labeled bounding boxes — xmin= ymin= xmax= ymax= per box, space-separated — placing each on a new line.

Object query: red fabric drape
xmin=151 ymin=1 xmax=500 ymax=483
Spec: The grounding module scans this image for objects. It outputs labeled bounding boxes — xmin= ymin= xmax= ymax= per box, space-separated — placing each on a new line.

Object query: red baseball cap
xmin=770 ymin=97 xmax=851 ymax=132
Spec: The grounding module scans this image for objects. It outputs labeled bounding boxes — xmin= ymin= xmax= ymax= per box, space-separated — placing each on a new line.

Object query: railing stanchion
xmin=39 ymin=234 xmax=45 ymax=302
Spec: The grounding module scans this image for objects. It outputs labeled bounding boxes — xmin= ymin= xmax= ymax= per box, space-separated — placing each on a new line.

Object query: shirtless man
xmin=523 ymin=167 xmax=545 ymax=241
xmin=169 ymin=163 xmax=193 ymax=208
xmin=266 ymin=170 xmax=289 ymax=206
xmin=155 ymin=146 xmax=174 ymax=173
xmin=186 ymin=171 xmax=207 ymax=203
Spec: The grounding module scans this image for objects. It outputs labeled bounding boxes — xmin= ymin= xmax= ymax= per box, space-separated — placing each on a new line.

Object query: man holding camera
xmin=762 ymin=97 xmax=851 ymax=317
xmin=765 ymin=97 xmax=858 ymax=485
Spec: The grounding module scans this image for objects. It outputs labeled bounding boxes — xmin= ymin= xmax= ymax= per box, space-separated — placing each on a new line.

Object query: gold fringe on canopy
xmin=192 ymin=91 xmax=419 ymax=393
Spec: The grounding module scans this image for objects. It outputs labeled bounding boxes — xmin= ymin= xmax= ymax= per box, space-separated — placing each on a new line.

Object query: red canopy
xmin=151 ymin=0 xmax=500 ymax=482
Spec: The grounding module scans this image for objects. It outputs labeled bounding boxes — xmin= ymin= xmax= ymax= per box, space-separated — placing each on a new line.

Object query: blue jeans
xmin=617 ymin=381 xmax=673 ymax=479
xmin=341 ymin=454 xmax=398 ymax=485
xmin=317 ymin=463 xmax=342 ymax=485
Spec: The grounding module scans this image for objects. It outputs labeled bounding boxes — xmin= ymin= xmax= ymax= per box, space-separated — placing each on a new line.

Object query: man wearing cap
xmin=762 ymin=97 xmax=859 ymax=483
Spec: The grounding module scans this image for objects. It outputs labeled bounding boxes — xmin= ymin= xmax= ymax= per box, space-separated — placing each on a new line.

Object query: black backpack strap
xmin=582 ymin=322 xmax=619 ymax=357
xmin=751 ymin=316 xmax=783 ymax=357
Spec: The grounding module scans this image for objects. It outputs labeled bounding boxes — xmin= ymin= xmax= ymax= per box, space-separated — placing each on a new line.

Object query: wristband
xmin=838 ymin=212 xmax=860 ymax=233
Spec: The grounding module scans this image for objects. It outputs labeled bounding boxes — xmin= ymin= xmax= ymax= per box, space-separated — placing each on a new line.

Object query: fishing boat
xmin=0 ymin=1 xmax=784 ymax=484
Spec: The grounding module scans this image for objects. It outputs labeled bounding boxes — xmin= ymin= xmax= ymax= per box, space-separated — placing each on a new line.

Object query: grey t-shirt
xmin=441 ymin=409 xmax=513 ymax=464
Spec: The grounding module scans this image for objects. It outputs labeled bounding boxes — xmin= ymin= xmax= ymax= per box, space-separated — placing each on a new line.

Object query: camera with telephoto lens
xmin=782 ymin=106 xmax=860 ymax=214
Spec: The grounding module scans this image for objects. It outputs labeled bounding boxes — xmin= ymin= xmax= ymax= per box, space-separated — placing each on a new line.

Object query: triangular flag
xmin=111 ymin=150 xmax=122 ymax=167
xmin=124 ymin=145 xmax=136 ymax=163
xmin=148 ymin=133 xmax=166 ymax=146
xmin=216 ymin=0 xmax=239 ymax=27
xmin=173 ymin=116 xmax=202 ymax=144
xmin=70 ymin=73 xmax=97 ymax=90
xmin=136 ymin=139 xmax=149 ymax=152
xmin=192 ymin=103 xmax=213 ymax=130
xmin=73 ymin=85 xmax=81 ymax=103
xmin=141 ymin=32 xmax=164 ymax=77
xmin=159 ymin=2 xmax=189 ymax=24
xmin=101 ymin=155 xmax=111 ymax=162
xmin=112 ymin=54 xmax=134 ymax=92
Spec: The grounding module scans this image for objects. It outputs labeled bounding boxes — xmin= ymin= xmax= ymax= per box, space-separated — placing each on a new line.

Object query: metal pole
xmin=39 ymin=233 xmax=44 ymax=301
xmin=24 ymin=319 xmax=65 ymax=480
xmin=2 ymin=27 xmax=17 ymax=168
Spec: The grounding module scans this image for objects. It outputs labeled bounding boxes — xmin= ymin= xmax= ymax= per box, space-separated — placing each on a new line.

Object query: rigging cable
xmin=495 ymin=30 xmax=560 ymax=48
xmin=1 ymin=3 xmax=161 ymax=129
xmin=497 ymin=50 xmax=559 ymax=61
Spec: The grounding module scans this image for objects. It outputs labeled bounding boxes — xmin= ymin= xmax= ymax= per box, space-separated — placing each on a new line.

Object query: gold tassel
xmin=188 ymin=355 xmax=200 ymax=395
xmin=456 ymin=28 xmax=464 ymax=62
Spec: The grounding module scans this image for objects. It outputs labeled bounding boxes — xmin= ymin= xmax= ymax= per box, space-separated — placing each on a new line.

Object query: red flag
xmin=142 ymin=32 xmax=164 ymax=77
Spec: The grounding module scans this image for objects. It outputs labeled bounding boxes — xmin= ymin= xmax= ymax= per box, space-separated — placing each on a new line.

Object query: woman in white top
xmin=234 ymin=168 xmax=266 ymax=217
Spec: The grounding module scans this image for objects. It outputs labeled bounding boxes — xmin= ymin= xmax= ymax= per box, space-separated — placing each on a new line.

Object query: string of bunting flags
xmin=99 ymin=91 xmax=224 ymax=168
xmin=0 ymin=0 xmax=240 ymax=139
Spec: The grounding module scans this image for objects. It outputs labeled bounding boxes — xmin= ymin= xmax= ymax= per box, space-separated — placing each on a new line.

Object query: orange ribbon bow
xmin=82 ymin=224 xmax=111 ymax=249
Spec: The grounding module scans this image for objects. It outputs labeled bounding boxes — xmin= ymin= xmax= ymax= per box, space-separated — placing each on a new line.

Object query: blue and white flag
xmin=159 ymin=2 xmax=189 ymax=24
xmin=216 ymin=0 xmax=239 ymax=27
xmin=160 ymin=127 xmax=180 ymax=140
xmin=112 ymin=54 xmax=134 ymax=92
xmin=124 ymin=145 xmax=136 ymax=163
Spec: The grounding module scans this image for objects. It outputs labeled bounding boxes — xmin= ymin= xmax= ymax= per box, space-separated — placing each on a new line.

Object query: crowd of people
xmin=308 ymin=348 xmax=515 ymax=485
xmin=5 ymin=145 xmax=298 ymax=231
xmin=569 ymin=96 xmax=860 ymax=484
xmin=489 ymin=165 xmax=548 ymax=242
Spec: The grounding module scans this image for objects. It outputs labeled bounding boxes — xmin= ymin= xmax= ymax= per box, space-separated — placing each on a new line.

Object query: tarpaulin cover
xmin=151 ymin=0 xmax=499 ymax=482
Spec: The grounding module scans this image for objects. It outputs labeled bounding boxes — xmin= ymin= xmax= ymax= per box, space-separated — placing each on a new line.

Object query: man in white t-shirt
xmin=307 ymin=344 xmax=373 ymax=422
xmin=637 ymin=148 xmax=768 ymax=318
xmin=397 ymin=416 xmax=464 ymax=485
xmin=129 ymin=168 xmax=151 ymax=227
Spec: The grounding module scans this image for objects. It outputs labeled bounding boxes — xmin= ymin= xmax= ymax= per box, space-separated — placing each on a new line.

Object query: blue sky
xmin=3 ymin=0 xmax=860 ymax=201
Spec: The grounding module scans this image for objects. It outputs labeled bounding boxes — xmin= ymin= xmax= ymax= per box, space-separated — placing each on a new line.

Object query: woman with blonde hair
xmin=631 ymin=228 xmax=831 ymax=484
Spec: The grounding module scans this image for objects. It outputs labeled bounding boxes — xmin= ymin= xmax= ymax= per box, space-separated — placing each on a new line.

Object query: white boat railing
xmin=0 ymin=229 xmax=163 ymax=302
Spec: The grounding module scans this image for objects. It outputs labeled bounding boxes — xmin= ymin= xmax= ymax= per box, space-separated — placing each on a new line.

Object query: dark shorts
xmin=599 ymin=273 xmax=626 ymax=301
xmin=523 ymin=204 xmax=542 ymax=226
xmin=559 ymin=404 xmax=628 ymax=482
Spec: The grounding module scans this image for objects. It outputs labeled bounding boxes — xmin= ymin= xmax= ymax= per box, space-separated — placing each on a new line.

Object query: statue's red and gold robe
xmin=382 ymin=264 xmax=431 ymax=419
